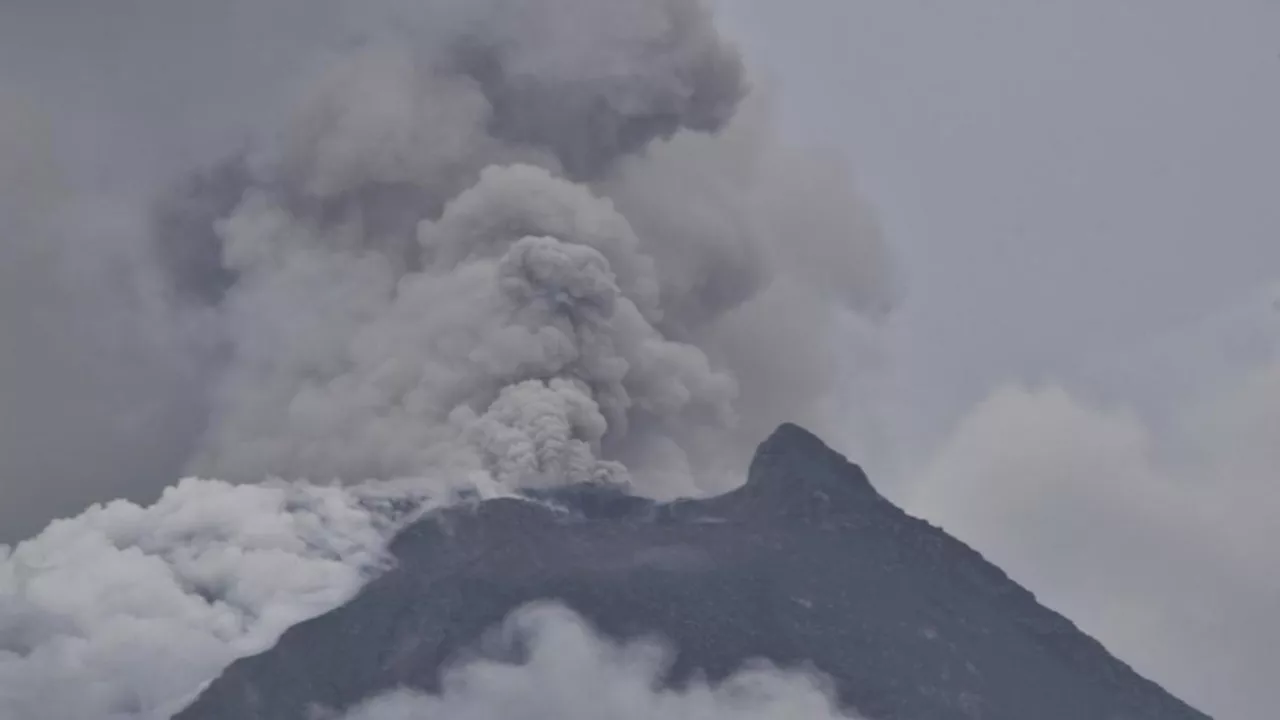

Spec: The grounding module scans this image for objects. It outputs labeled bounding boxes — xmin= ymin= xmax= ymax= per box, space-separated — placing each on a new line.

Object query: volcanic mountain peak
xmin=176 ymin=424 xmax=1210 ymax=720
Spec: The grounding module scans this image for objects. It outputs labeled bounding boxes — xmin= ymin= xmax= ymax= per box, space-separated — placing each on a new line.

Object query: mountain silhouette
xmin=176 ymin=424 xmax=1210 ymax=720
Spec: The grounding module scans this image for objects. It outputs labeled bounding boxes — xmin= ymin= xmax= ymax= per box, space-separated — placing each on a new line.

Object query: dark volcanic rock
xmin=176 ymin=424 xmax=1209 ymax=720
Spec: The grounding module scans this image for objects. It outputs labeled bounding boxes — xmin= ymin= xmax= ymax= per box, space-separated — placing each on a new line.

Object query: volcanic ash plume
xmin=0 ymin=1 xmax=895 ymax=718
xmin=174 ymin=0 xmax=897 ymax=499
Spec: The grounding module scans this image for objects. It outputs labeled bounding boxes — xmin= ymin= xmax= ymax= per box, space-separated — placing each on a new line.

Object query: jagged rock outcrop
xmin=176 ymin=424 xmax=1210 ymax=720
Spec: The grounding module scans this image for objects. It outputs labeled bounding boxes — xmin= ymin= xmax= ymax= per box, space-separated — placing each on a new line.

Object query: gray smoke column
xmin=174 ymin=0 xmax=897 ymax=498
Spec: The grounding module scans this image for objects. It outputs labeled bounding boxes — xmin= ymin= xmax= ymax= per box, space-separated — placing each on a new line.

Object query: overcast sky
xmin=721 ymin=0 xmax=1280 ymax=447
xmin=721 ymin=3 xmax=1280 ymax=718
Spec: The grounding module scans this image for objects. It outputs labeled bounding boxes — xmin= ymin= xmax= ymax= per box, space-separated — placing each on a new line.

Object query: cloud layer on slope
xmin=338 ymin=602 xmax=862 ymax=720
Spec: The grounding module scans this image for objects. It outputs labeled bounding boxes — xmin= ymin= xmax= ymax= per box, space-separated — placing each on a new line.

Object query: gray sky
xmin=722 ymin=0 xmax=1280 ymax=446
xmin=722 ymin=2 xmax=1280 ymax=718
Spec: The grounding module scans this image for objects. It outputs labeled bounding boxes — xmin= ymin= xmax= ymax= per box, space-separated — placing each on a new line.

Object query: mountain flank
xmin=177 ymin=424 xmax=1210 ymax=720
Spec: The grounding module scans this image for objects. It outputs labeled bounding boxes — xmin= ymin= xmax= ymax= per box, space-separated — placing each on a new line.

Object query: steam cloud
xmin=0 ymin=0 xmax=893 ymax=718
xmin=0 ymin=479 xmax=395 ymax=720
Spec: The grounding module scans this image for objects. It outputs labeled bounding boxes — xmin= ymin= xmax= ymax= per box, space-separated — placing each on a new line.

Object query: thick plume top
xmin=408 ymin=0 xmax=746 ymax=180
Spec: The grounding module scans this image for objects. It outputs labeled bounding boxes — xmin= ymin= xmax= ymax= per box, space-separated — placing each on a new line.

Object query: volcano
xmin=175 ymin=424 xmax=1209 ymax=720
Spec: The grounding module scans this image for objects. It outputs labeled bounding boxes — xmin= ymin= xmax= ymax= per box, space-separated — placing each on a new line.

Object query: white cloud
xmin=0 ymin=478 xmax=394 ymax=720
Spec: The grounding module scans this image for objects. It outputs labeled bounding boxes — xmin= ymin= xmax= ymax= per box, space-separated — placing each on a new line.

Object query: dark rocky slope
xmin=177 ymin=424 xmax=1209 ymax=720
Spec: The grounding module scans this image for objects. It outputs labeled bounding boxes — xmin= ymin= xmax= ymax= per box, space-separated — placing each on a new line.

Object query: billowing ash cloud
xmin=337 ymin=602 xmax=861 ymax=720
xmin=193 ymin=162 xmax=737 ymax=493
xmin=0 ymin=0 xmax=894 ymax=718
xmin=162 ymin=0 xmax=896 ymax=498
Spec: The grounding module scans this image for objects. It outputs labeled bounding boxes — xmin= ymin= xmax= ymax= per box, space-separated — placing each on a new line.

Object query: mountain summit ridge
xmin=176 ymin=424 xmax=1210 ymax=720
